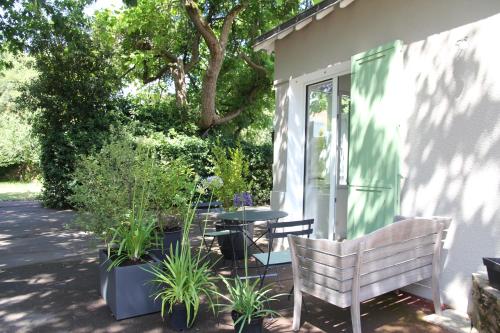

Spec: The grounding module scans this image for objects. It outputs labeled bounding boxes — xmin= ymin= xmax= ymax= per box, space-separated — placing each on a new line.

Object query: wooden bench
xmin=288 ymin=217 xmax=451 ymax=333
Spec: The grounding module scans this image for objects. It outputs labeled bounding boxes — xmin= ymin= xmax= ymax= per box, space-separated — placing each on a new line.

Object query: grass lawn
xmin=0 ymin=181 xmax=42 ymax=201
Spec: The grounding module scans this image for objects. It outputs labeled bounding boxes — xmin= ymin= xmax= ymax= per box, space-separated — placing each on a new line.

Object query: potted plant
xmin=149 ymin=159 xmax=196 ymax=259
xmin=217 ymin=278 xmax=280 ymax=333
xmin=147 ymin=186 xmax=218 ymax=331
xmin=99 ymin=179 xmax=162 ymax=320
xmin=216 ymin=206 xmax=281 ymax=333
xmin=483 ymin=257 xmax=500 ymax=289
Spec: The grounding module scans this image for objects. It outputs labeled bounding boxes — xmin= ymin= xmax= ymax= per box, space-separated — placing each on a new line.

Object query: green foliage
xmin=211 ymin=145 xmax=249 ymax=209
xmin=4 ymin=1 xmax=125 ymax=207
xmin=0 ymin=112 xmax=40 ymax=179
xmin=0 ymin=54 xmax=40 ymax=180
xmin=107 ymin=212 xmax=157 ymax=269
xmin=217 ymin=278 xmax=280 ymax=333
xmin=140 ymin=130 xmax=211 ymax=179
xmin=71 ymin=136 xmax=197 ymax=238
xmin=139 ymin=131 xmax=272 ymax=205
xmin=240 ymin=142 xmax=272 ymax=205
xmin=71 ymin=139 xmax=141 ymax=239
xmin=149 ymin=158 xmax=197 ymax=230
xmin=148 ymin=190 xmax=217 ymax=327
xmin=105 ymin=153 xmax=161 ymax=269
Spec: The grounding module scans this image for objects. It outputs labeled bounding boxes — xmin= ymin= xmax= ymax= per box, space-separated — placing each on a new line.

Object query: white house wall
xmin=272 ymin=0 xmax=500 ymax=313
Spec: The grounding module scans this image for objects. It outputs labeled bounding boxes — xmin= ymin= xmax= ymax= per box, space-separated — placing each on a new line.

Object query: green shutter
xmin=347 ymin=40 xmax=402 ymax=239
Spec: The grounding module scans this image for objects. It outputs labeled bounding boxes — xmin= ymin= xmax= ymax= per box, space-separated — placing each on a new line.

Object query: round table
xmin=218 ymin=209 xmax=288 ymax=223
xmin=215 ymin=209 xmax=288 ymax=260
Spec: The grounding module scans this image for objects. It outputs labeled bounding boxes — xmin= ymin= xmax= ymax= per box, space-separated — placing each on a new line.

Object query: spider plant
xmin=216 ymin=203 xmax=282 ymax=333
xmin=146 ymin=181 xmax=219 ymax=328
xmin=147 ymin=243 xmax=217 ymax=327
xmin=106 ymin=211 xmax=158 ymax=269
xmin=106 ymin=154 xmax=159 ymax=270
xmin=217 ymin=277 xmax=280 ymax=333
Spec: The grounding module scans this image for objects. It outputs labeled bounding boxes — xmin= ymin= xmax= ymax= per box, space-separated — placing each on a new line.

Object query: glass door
xmin=303 ymin=79 xmax=337 ymax=239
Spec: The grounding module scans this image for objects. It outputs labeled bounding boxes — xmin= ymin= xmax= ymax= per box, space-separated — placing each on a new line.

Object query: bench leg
xmin=350 ymin=301 xmax=362 ymax=333
xmin=432 ymin=275 xmax=442 ymax=315
xmin=292 ymin=290 xmax=302 ymax=331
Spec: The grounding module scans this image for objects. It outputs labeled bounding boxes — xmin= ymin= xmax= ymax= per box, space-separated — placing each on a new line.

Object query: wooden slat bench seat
xmin=288 ymin=217 xmax=451 ymax=333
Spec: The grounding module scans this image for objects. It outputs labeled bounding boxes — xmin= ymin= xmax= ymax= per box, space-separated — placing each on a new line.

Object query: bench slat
xmin=299 ymin=255 xmax=433 ymax=292
xmin=295 ymin=234 xmax=437 ymax=269
xmin=300 ymin=265 xmax=433 ymax=308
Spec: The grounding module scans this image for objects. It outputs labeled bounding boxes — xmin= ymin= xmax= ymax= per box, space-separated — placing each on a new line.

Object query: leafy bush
xmin=13 ymin=3 xmax=126 ymax=208
xmin=71 ymin=136 xmax=196 ymax=239
xmin=142 ymin=130 xmax=212 ymax=179
xmin=149 ymin=158 xmax=197 ymax=231
xmin=240 ymin=142 xmax=272 ymax=206
xmin=71 ymin=139 xmax=144 ymax=240
xmin=140 ymin=131 xmax=272 ymax=206
xmin=211 ymin=145 xmax=249 ymax=209
xmin=0 ymin=112 xmax=40 ymax=179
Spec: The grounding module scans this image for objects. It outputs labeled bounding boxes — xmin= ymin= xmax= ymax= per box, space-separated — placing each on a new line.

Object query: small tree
xmin=211 ymin=145 xmax=249 ymax=209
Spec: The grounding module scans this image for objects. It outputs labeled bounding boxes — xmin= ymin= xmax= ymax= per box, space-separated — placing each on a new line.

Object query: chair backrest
xmin=288 ymin=217 xmax=451 ymax=307
xmin=267 ymin=219 xmax=313 ymax=250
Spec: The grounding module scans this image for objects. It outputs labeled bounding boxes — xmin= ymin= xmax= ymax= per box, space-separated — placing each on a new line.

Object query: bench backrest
xmin=288 ymin=217 xmax=451 ymax=308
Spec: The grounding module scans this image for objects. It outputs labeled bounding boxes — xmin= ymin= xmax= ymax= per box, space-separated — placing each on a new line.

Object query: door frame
xmin=285 ymin=60 xmax=351 ymax=239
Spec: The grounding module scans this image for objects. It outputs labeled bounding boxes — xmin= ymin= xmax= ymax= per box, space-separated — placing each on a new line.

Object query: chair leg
xmin=292 ymin=289 xmax=302 ymax=331
xmin=259 ymin=264 xmax=270 ymax=289
xmin=350 ymin=301 xmax=362 ymax=333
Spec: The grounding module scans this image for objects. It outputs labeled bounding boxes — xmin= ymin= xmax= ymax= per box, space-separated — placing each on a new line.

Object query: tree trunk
xmin=199 ymin=53 xmax=223 ymax=129
xmin=171 ymin=60 xmax=187 ymax=108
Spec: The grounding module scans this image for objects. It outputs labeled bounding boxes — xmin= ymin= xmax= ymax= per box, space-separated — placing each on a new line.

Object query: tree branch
xmin=213 ymin=83 xmax=261 ymax=126
xmin=220 ymin=3 xmax=247 ymax=48
xmin=183 ymin=0 xmax=219 ymax=54
xmin=142 ymin=63 xmax=173 ymax=84
xmin=239 ymin=52 xmax=269 ymax=76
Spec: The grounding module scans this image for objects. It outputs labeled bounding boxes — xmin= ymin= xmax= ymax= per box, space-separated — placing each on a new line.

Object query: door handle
xmin=355 ymin=188 xmax=383 ymax=193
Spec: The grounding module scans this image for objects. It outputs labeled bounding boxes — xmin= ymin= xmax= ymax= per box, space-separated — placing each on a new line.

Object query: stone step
xmin=423 ymin=309 xmax=478 ymax=333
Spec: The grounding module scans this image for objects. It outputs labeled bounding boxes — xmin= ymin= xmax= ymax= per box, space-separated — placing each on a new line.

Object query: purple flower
xmin=242 ymin=192 xmax=253 ymax=206
xmin=233 ymin=192 xmax=253 ymax=207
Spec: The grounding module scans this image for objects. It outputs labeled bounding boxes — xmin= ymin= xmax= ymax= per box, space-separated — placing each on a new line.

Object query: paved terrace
xmin=0 ymin=201 xmax=450 ymax=332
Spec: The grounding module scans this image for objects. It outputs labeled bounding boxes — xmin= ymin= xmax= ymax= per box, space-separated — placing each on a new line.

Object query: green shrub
xmin=149 ymin=158 xmax=197 ymax=231
xmin=140 ymin=131 xmax=272 ymax=206
xmin=71 ymin=139 xmax=143 ymax=240
xmin=71 ymin=136 xmax=197 ymax=239
xmin=211 ymin=145 xmax=249 ymax=209
xmin=141 ymin=131 xmax=212 ymax=179
xmin=0 ymin=112 xmax=40 ymax=180
xmin=240 ymin=142 xmax=272 ymax=206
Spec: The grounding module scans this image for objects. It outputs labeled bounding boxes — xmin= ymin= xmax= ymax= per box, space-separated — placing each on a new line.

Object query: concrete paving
xmin=0 ymin=201 xmax=94 ymax=269
xmin=0 ymin=201 xmax=451 ymax=333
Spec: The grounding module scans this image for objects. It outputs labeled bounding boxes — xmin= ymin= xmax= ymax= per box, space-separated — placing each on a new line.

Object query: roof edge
xmin=253 ymin=0 xmax=356 ymax=53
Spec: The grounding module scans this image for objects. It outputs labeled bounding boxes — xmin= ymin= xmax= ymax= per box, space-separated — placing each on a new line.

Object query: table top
xmin=217 ymin=209 xmax=288 ymax=223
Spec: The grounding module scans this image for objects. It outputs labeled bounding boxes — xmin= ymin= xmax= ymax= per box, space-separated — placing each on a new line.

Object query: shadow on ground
xmin=0 ymin=201 xmax=450 ymax=332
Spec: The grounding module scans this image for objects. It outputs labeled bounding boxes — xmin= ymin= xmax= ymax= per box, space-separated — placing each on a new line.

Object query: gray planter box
xmin=99 ymin=250 xmax=161 ymax=320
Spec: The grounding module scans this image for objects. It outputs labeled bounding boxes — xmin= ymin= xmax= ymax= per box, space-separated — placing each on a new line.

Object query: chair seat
xmin=253 ymin=250 xmax=291 ymax=266
xmin=204 ymin=230 xmax=234 ymax=237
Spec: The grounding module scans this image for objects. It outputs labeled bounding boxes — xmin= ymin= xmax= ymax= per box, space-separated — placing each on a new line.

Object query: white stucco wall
xmin=272 ymin=0 xmax=500 ymax=312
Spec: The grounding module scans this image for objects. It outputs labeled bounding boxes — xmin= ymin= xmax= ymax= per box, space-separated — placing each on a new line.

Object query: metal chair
xmin=252 ymin=219 xmax=313 ymax=288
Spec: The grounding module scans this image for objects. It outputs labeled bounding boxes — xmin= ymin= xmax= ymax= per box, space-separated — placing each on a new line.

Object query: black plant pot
xmin=483 ymin=257 xmax=500 ymax=290
xmin=151 ymin=228 xmax=182 ymax=260
xmin=165 ymin=303 xmax=195 ymax=331
xmin=231 ymin=311 xmax=264 ymax=333
xmin=99 ymin=250 xmax=161 ymax=320
xmin=216 ymin=224 xmax=245 ymax=260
